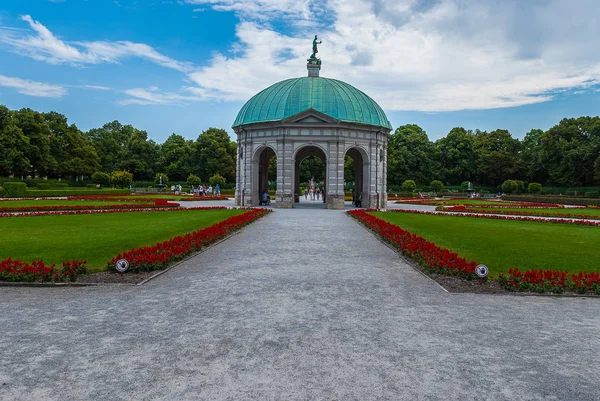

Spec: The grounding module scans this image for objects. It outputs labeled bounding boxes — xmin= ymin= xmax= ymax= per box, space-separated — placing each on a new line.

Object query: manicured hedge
xmin=25 ymin=189 xmax=130 ymax=197
xmin=3 ymin=182 xmax=28 ymax=198
xmin=502 ymin=195 xmax=600 ymax=206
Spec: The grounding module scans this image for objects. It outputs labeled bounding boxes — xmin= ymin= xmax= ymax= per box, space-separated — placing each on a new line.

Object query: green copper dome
xmin=232 ymin=77 xmax=392 ymax=130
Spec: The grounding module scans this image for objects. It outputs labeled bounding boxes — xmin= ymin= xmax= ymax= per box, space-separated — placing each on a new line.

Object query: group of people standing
xmin=190 ymin=184 xmax=220 ymax=197
xmin=303 ymin=186 xmax=323 ymax=201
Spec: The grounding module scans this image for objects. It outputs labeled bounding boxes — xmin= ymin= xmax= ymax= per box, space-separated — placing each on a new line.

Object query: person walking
xmin=215 ymin=184 xmax=220 ymax=196
xmin=304 ymin=187 xmax=308 ymax=200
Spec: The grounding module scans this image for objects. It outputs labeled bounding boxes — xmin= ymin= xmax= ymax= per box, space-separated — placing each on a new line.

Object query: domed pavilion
xmin=233 ymin=43 xmax=392 ymax=209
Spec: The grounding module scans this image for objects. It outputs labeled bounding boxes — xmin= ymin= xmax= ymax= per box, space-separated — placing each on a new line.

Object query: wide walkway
xmin=0 ymin=208 xmax=598 ymax=400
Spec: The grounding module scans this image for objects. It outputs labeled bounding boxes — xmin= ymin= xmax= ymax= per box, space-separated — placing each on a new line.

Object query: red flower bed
xmin=440 ymin=202 xmax=568 ymax=209
xmin=348 ymin=209 xmax=478 ymax=277
xmin=0 ymin=258 xmax=87 ymax=282
xmin=67 ymin=195 xmax=227 ymax=202
xmin=0 ymin=203 xmax=179 ymax=213
xmin=499 ymin=268 xmax=600 ymax=294
xmin=107 ymin=208 xmax=270 ymax=273
xmin=437 ymin=206 xmax=599 ymax=220
xmin=0 ymin=206 xmax=228 ymax=219
xmin=389 ymin=208 xmax=600 ymax=227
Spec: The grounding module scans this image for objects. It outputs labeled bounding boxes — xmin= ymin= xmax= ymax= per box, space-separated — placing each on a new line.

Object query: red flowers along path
xmin=0 ymin=208 xmax=269 ymax=283
xmin=107 ymin=208 xmax=269 ymax=273
xmin=348 ymin=209 xmax=600 ymax=295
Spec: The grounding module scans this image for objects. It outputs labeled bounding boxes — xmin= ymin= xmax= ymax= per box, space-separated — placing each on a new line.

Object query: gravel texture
xmin=0 ymin=207 xmax=598 ymax=400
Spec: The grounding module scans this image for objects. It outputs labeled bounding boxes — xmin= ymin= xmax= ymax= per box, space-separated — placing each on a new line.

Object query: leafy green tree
xmin=595 ymin=156 xmax=600 ymax=183
xmin=209 ymin=173 xmax=226 ymax=187
xmin=430 ymin=180 xmax=444 ymax=193
xmin=267 ymin=155 xmax=277 ymax=182
xmin=501 ymin=179 xmax=518 ymax=194
xmin=388 ymin=124 xmax=438 ymax=186
xmin=191 ymin=128 xmax=236 ymax=182
xmin=539 ymin=117 xmax=600 ymax=186
xmin=44 ymin=112 xmax=99 ymax=179
xmin=120 ymin=130 xmax=159 ymax=180
xmin=528 ymin=182 xmax=542 ymax=194
xmin=157 ymin=134 xmax=193 ymax=181
xmin=111 ymin=170 xmax=133 ymax=189
xmin=299 ymin=156 xmax=325 ymax=183
xmin=435 ymin=127 xmax=476 ymax=185
xmin=0 ymin=106 xmax=30 ymax=177
xmin=473 ymin=129 xmax=524 ymax=186
xmin=344 ymin=155 xmax=355 ymax=184
xmin=401 ymin=179 xmax=416 ymax=192
xmin=186 ymin=174 xmax=201 ymax=186
xmin=14 ymin=108 xmax=57 ymax=176
xmin=86 ymin=121 xmax=131 ymax=173
xmin=522 ymin=129 xmax=547 ymax=184
xmin=91 ymin=172 xmax=111 ymax=186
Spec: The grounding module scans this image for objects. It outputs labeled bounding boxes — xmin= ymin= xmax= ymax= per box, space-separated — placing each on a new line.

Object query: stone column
xmin=327 ymin=138 xmax=345 ymax=209
xmin=277 ymin=135 xmax=294 ymax=208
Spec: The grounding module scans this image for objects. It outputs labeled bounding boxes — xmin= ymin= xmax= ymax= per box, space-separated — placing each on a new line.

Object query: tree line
xmin=2 ymin=105 xmax=599 ymax=189
xmin=0 ymin=106 xmax=237 ymax=185
xmin=387 ymin=119 xmax=600 ymax=188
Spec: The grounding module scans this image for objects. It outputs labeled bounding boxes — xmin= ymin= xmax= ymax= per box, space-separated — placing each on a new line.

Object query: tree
xmin=344 ymin=155 xmax=355 ymax=184
xmin=14 ymin=108 xmax=57 ymax=176
xmin=299 ymin=156 xmax=325 ymax=183
xmin=388 ymin=124 xmax=438 ymax=186
xmin=157 ymin=134 xmax=193 ymax=181
xmin=209 ymin=173 xmax=226 ymax=187
xmin=120 ymin=130 xmax=159 ymax=180
xmin=528 ymin=182 xmax=542 ymax=194
xmin=186 ymin=174 xmax=201 ymax=186
xmin=92 ymin=172 xmax=111 ymax=187
xmin=44 ymin=112 xmax=99 ymax=179
xmin=522 ymin=129 xmax=547 ymax=184
xmin=111 ymin=170 xmax=133 ymax=188
xmin=430 ymin=180 xmax=444 ymax=193
xmin=501 ymin=179 xmax=518 ymax=194
xmin=435 ymin=127 xmax=476 ymax=185
xmin=191 ymin=128 xmax=236 ymax=182
xmin=0 ymin=106 xmax=30 ymax=177
xmin=401 ymin=179 xmax=416 ymax=192
xmin=539 ymin=117 xmax=600 ymax=186
xmin=473 ymin=129 xmax=524 ymax=186
xmin=86 ymin=121 xmax=130 ymax=173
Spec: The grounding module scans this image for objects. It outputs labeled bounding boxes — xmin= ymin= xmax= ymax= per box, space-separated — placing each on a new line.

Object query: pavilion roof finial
xmin=307 ymin=35 xmax=322 ymax=77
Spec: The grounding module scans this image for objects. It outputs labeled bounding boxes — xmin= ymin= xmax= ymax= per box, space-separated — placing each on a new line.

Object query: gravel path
xmin=0 ymin=208 xmax=598 ymax=400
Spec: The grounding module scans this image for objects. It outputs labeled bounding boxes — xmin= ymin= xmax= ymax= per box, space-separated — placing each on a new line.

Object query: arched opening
xmin=252 ymin=146 xmax=276 ymax=206
xmin=345 ymin=147 xmax=370 ymax=208
xmin=293 ymin=145 xmax=327 ymax=208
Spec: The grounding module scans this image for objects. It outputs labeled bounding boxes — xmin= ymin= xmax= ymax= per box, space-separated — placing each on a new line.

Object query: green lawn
xmin=460 ymin=207 xmax=600 ymax=218
xmin=397 ymin=199 xmax=508 ymax=206
xmin=372 ymin=211 xmax=600 ymax=277
xmin=0 ymin=199 xmax=137 ymax=207
xmin=0 ymin=209 xmax=243 ymax=272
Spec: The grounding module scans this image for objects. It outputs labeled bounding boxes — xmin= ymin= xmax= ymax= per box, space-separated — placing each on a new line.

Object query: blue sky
xmin=1 ymin=0 xmax=599 ymax=143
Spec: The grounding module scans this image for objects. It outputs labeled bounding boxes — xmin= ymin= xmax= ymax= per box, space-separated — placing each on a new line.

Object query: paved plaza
xmin=0 ymin=207 xmax=598 ymax=400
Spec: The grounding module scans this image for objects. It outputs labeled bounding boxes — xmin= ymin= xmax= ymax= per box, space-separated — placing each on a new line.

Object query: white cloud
xmin=184 ymin=0 xmax=324 ymax=22
xmin=0 ymin=74 xmax=67 ymax=98
xmin=119 ymin=87 xmax=200 ymax=105
xmin=185 ymin=0 xmax=600 ymax=111
xmin=0 ymin=15 xmax=192 ymax=72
